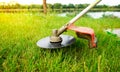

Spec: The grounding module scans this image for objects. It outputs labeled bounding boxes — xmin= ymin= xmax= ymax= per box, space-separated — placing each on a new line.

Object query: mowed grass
xmin=0 ymin=12 xmax=120 ymax=72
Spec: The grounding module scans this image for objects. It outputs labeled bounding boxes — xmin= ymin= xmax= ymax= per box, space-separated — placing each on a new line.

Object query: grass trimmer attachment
xmin=37 ymin=0 xmax=101 ymax=49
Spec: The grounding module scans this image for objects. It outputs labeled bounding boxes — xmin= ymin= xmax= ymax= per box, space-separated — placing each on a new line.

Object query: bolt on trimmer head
xmin=37 ymin=0 xmax=101 ymax=49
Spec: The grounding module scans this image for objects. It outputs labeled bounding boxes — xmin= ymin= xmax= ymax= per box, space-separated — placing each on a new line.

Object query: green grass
xmin=0 ymin=12 xmax=120 ymax=72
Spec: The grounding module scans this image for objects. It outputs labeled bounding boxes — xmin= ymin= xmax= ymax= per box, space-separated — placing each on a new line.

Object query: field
xmin=0 ymin=12 xmax=120 ymax=72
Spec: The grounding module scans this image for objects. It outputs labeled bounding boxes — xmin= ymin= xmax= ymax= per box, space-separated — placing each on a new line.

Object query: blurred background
xmin=0 ymin=0 xmax=120 ymax=18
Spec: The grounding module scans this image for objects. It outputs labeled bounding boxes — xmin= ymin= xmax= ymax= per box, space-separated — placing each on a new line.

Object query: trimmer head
xmin=37 ymin=35 xmax=75 ymax=49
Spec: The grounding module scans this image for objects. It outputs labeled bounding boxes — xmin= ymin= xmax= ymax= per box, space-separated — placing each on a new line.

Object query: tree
xmin=75 ymin=4 xmax=87 ymax=9
xmin=94 ymin=5 xmax=102 ymax=8
xmin=67 ymin=4 xmax=75 ymax=8
xmin=78 ymin=4 xmax=84 ymax=8
xmin=118 ymin=4 xmax=120 ymax=8
xmin=102 ymin=5 xmax=108 ymax=8
xmin=47 ymin=4 xmax=53 ymax=9
xmin=53 ymin=3 xmax=62 ymax=9
xmin=43 ymin=0 xmax=47 ymax=14
xmin=14 ymin=3 xmax=20 ymax=9
xmin=62 ymin=4 xmax=67 ymax=9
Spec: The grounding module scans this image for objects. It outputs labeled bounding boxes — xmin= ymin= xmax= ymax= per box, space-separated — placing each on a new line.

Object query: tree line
xmin=0 ymin=3 xmax=120 ymax=9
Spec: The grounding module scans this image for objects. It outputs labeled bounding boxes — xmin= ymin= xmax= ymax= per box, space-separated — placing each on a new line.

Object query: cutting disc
xmin=37 ymin=35 xmax=75 ymax=49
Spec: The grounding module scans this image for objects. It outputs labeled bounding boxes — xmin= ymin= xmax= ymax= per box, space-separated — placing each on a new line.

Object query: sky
xmin=0 ymin=0 xmax=120 ymax=6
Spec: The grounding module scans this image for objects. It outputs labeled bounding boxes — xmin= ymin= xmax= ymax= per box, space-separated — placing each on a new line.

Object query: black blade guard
xmin=37 ymin=35 xmax=75 ymax=49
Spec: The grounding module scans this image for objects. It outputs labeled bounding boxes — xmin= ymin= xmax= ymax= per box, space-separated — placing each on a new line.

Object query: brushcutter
xmin=37 ymin=0 xmax=101 ymax=49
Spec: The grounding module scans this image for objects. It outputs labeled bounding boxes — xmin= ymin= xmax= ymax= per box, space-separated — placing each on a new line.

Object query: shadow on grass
xmin=38 ymin=38 xmax=90 ymax=62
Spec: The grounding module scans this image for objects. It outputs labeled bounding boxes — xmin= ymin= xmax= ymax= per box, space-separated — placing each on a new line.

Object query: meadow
xmin=0 ymin=12 xmax=120 ymax=72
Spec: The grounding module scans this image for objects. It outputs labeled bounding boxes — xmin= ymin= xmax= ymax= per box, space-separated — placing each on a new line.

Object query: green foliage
xmin=47 ymin=4 xmax=53 ymax=9
xmin=67 ymin=4 xmax=75 ymax=8
xmin=0 ymin=3 xmax=20 ymax=9
xmin=0 ymin=13 xmax=120 ymax=72
xmin=118 ymin=4 xmax=120 ymax=8
xmin=53 ymin=3 xmax=62 ymax=9
xmin=0 ymin=2 xmax=120 ymax=9
xmin=62 ymin=4 xmax=67 ymax=9
xmin=75 ymin=4 xmax=85 ymax=8
xmin=115 ymin=4 xmax=120 ymax=8
xmin=30 ymin=4 xmax=41 ymax=9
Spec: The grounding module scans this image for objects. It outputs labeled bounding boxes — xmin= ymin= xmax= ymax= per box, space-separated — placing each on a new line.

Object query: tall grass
xmin=0 ymin=12 xmax=120 ymax=72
